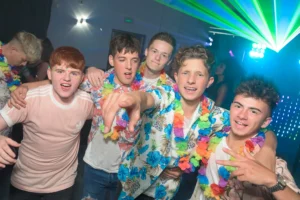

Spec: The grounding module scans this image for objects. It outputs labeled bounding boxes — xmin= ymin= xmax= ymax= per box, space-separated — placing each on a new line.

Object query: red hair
xmin=49 ymin=46 xmax=85 ymax=71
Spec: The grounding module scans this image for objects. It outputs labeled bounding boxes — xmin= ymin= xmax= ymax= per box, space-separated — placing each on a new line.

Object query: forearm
xmin=135 ymin=91 xmax=155 ymax=112
xmin=255 ymin=130 xmax=277 ymax=171
xmin=22 ymin=80 xmax=50 ymax=89
xmin=272 ymin=186 xmax=300 ymax=200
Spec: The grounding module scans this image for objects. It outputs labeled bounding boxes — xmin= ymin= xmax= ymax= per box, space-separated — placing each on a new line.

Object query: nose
xmin=64 ymin=72 xmax=71 ymax=81
xmin=187 ymin=74 xmax=196 ymax=84
xmin=154 ymin=52 xmax=161 ymax=61
xmin=125 ymin=60 xmax=132 ymax=70
xmin=237 ymin=108 xmax=247 ymax=120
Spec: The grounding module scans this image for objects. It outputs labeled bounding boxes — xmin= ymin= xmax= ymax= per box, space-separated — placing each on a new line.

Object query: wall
xmin=47 ymin=0 xmax=210 ymax=69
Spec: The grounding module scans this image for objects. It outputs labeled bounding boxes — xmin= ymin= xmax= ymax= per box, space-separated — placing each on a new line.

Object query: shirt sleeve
xmin=0 ymin=103 xmax=29 ymax=127
xmin=79 ymin=76 xmax=93 ymax=93
xmin=144 ymin=85 xmax=175 ymax=115
xmin=210 ymin=105 xmax=230 ymax=134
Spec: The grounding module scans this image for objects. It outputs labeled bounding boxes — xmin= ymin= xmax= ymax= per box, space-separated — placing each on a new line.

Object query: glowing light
xmin=156 ymin=0 xmax=300 ymax=52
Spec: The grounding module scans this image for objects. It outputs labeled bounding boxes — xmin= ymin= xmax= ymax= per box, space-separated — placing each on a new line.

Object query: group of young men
xmin=0 ymin=31 xmax=299 ymax=200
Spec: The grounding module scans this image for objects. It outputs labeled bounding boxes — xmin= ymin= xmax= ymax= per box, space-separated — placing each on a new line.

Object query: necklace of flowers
xmin=100 ymin=70 xmax=143 ymax=141
xmin=197 ymin=128 xmax=266 ymax=200
xmin=173 ymin=85 xmax=212 ymax=173
xmin=0 ymin=42 xmax=21 ymax=91
xmin=139 ymin=62 xmax=167 ymax=86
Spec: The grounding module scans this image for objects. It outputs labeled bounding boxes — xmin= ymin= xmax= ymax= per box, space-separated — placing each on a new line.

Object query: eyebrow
xmin=233 ymin=101 xmax=262 ymax=113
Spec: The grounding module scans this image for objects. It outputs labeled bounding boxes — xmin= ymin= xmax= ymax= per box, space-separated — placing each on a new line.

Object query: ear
xmin=47 ymin=68 xmax=52 ymax=81
xmin=206 ymin=76 xmax=214 ymax=88
xmin=108 ymin=55 xmax=114 ymax=67
xmin=174 ymin=72 xmax=178 ymax=84
xmin=261 ymin=117 xmax=272 ymax=128
xmin=144 ymin=48 xmax=148 ymax=57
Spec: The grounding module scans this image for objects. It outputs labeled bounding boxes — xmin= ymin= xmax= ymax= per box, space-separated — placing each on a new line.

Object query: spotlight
xmin=208 ymin=37 xmax=213 ymax=42
xmin=249 ymin=43 xmax=266 ymax=59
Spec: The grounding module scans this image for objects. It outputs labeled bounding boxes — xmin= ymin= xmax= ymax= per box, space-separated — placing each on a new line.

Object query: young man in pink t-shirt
xmin=0 ymin=46 xmax=94 ymax=200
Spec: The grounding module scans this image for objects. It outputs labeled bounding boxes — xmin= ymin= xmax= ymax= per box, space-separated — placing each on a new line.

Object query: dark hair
xmin=109 ymin=34 xmax=141 ymax=57
xmin=41 ymin=38 xmax=54 ymax=63
xmin=148 ymin=32 xmax=176 ymax=55
xmin=172 ymin=45 xmax=214 ymax=75
xmin=235 ymin=76 xmax=279 ymax=113
xmin=49 ymin=46 xmax=85 ymax=71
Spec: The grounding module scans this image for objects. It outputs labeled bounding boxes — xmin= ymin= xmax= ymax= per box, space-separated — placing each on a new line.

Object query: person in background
xmin=206 ymin=57 xmax=244 ymax=109
xmin=20 ymin=37 xmax=54 ymax=82
xmin=0 ymin=31 xmax=42 ymax=200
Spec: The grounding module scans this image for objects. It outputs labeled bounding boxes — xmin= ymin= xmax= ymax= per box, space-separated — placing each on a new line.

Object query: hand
xmin=0 ymin=136 xmax=21 ymax=168
xmin=102 ymin=92 xmax=142 ymax=133
xmin=216 ymin=147 xmax=277 ymax=187
xmin=86 ymin=66 xmax=105 ymax=88
xmin=161 ymin=167 xmax=183 ymax=179
xmin=8 ymin=85 xmax=29 ymax=109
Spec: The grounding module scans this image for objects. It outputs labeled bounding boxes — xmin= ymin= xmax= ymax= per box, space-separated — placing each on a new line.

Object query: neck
xmin=226 ymin=131 xmax=257 ymax=152
xmin=144 ymin=64 xmax=161 ymax=79
xmin=181 ymin=99 xmax=199 ymax=119
xmin=114 ymin=77 xmax=130 ymax=87
xmin=217 ymin=75 xmax=224 ymax=83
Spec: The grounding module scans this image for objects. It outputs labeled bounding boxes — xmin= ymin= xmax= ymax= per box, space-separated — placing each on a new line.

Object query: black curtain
xmin=0 ymin=0 xmax=52 ymax=42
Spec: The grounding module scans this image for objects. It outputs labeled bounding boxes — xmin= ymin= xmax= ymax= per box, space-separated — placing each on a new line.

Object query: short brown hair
xmin=49 ymin=46 xmax=85 ymax=71
xmin=109 ymin=34 xmax=141 ymax=57
xmin=12 ymin=31 xmax=42 ymax=64
xmin=172 ymin=45 xmax=214 ymax=75
xmin=148 ymin=32 xmax=176 ymax=55
xmin=235 ymin=76 xmax=279 ymax=113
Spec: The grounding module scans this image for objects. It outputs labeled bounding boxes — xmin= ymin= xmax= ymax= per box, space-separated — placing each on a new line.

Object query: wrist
xmin=265 ymin=173 xmax=278 ymax=187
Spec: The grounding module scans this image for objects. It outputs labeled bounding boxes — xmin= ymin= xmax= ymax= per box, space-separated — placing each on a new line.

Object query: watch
xmin=267 ymin=174 xmax=287 ymax=193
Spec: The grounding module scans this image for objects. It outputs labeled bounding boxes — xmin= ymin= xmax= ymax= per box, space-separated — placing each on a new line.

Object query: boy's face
xmin=230 ymin=94 xmax=272 ymax=138
xmin=174 ymin=58 xmax=214 ymax=105
xmin=6 ymin=46 xmax=27 ymax=66
xmin=144 ymin=40 xmax=173 ymax=74
xmin=109 ymin=49 xmax=140 ymax=86
xmin=47 ymin=62 xmax=84 ymax=104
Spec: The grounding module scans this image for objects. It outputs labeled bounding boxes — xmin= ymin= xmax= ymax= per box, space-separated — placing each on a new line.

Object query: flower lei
xmin=173 ymin=85 xmax=212 ymax=173
xmin=100 ymin=70 xmax=143 ymax=140
xmin=0 ymin=42 xmax=21 ymax=91
xmin=139 ymin=62 xmax=167 ymax=86
xmin=198 ymin=128 xmax=266 ymax=200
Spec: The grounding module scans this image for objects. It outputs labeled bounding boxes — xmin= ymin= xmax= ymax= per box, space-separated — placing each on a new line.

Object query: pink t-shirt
xmin=0 ymin=84 xmax=94 ymax=193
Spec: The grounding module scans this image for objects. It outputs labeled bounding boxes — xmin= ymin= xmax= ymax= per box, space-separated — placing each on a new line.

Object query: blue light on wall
xmin=271 ymin=95 xmax=300 ymax=141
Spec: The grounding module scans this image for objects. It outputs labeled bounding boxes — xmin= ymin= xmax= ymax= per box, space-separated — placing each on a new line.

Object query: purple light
xmin=229 ymin=50 xmax=234 ymax=57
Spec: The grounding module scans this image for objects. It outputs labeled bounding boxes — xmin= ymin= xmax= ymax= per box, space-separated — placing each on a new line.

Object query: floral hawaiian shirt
xmin=118 ymin=85 xmax=230 ymax=200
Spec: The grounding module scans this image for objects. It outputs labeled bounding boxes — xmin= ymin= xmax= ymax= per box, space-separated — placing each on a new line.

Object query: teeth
xmin=185 ymin=87 xmax=196 ymax=91
xmin=61 ymin=84 xmax=71 ymax=87
xmin=125 ymin=73 xmax=131 ymax=75
xmin=236 ymin=121 xmax=245 ymax=126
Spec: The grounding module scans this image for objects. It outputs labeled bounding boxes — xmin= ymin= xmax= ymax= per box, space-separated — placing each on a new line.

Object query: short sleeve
xmin=0 ymin=103 xmax=29 ymax=127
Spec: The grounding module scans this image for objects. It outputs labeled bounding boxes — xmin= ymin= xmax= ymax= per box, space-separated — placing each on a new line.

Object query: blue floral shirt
xmin=118 ymin=85 xmax=230 ymax=199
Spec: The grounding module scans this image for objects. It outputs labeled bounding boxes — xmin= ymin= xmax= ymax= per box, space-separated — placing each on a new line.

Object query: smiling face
xmin=174 ymin=58 xmax=214 ymax=106
xmin=47 ymin=62 xmax=84 ymax=104
xmin=230 ymin=94 xmax=272 ymax=139
xmin=109 ymin=49 xmax=140 ymax=86
xmin=144 ymin=39 xmax=173 ymax=75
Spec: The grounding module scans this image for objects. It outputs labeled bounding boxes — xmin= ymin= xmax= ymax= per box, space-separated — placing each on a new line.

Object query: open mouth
xmin=235 ymin=120 xmax=247 ymax=127
xmin=124 ymin=72 xmax=132 ymax=79
xmin=184 ymin=86 xmax=197 ymax=93
xmin=61 ymin=83 xmax=71 ymax=91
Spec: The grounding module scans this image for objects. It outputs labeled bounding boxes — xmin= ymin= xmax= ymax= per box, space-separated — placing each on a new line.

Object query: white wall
xmin=48 ymin=0 xmax=209 ymax=69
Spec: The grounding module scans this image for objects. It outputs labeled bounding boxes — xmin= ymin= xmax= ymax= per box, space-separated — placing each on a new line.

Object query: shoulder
xmin=74 ymin=89 xmax=93 ymax=103
xmin=26 ymin=84 xmax=52 ymax=100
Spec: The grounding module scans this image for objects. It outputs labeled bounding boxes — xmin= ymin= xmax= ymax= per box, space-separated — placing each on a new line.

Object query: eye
xmin=71 ymin=72 xmax=80 ymax=76
xmin=56 ymin=69 xmax=64 ymax=73
xmin=234 ymin=104 xmax=241 ymax=108
xmin=162 ymin=54 xmax=168 ymax=58
xmin=251 ymin=110 xmax=258 ymax=114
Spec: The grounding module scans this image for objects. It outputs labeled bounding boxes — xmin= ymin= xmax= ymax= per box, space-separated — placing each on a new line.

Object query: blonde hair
xmin=11 ymin=32 xmax=42 ymax=64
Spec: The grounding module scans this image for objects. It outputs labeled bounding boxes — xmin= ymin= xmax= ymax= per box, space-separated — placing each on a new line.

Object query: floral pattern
xmin=118 ymin=86 xmax=230 ymax=199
